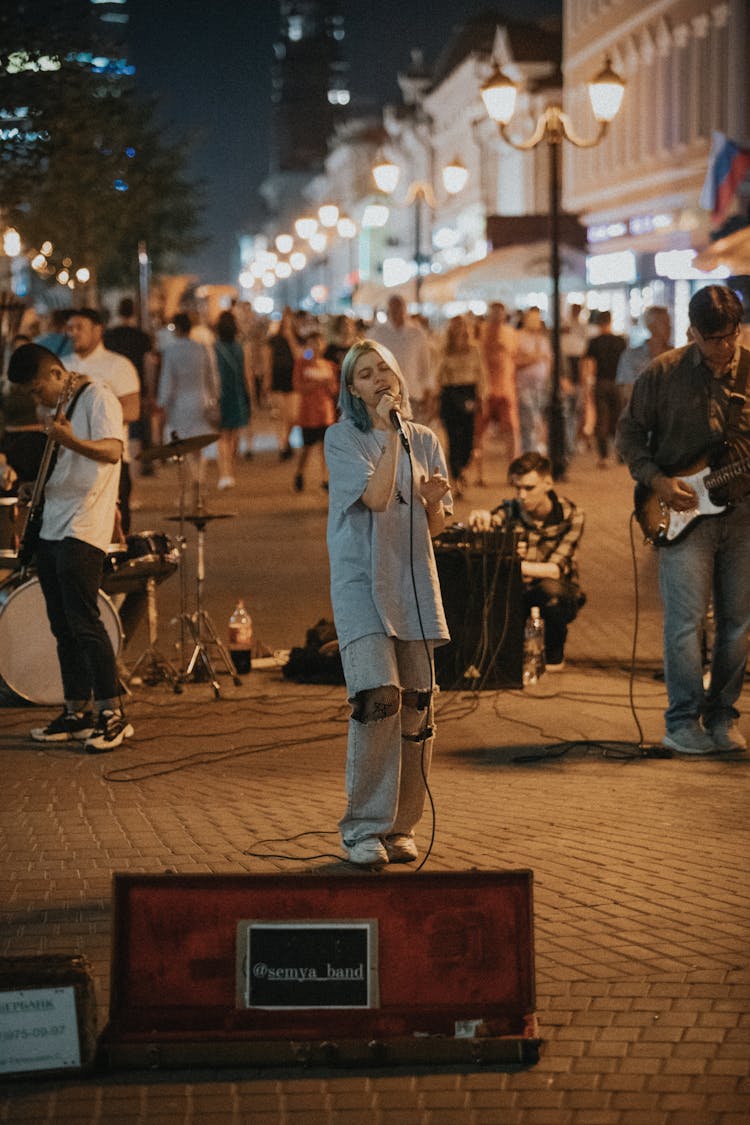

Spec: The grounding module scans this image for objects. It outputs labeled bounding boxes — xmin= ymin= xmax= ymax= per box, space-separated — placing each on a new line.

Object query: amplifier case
xmin=435 ymin=547 xmax=524 ymax=689
xmin=101 ymin=870 xmax=538 ymax=1070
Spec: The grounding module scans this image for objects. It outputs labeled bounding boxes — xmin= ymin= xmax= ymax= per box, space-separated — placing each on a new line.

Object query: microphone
xmin=491 ymin=498 xmax=519 ymax=520
xmin=389 ymin=408 xmax=410 ymax=452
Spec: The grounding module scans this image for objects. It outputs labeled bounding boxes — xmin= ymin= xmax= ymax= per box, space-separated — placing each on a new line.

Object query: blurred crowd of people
xmin=1 ymin=292 xmax=676 ymax=511
xmin=3 ymin=286 xmax=747 ymax=763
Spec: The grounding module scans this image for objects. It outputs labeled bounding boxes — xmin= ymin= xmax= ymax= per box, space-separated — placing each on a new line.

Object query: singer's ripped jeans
xmin=658 ymin=496 xmax=750 ymax=732
xmin=338 ymin=633 xmax=435 ymax=847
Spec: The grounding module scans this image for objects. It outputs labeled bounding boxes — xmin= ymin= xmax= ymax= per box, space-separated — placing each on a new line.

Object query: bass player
xmin=616 ymin=285 xmax=749 ymax=756
xmin=8 ymin=343 xmax=134 ymax=752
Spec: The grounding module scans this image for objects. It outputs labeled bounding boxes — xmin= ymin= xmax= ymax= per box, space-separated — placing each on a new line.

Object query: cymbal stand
xmin=180 ymin=509 xmax=241 ymax=699
xmin=128 ymin=576 xmax=183 ymax=692
xmin=174 ymin=448 xmax=191 ymax=667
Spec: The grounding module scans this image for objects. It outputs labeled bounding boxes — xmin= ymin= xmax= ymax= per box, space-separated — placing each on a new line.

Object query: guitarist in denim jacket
xmin=616 ymin=285 xmax=750 ymax=756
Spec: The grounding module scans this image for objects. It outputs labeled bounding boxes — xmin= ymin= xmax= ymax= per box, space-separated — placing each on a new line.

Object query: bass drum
xmin=0 ymin=575 xmax=122 ymax=705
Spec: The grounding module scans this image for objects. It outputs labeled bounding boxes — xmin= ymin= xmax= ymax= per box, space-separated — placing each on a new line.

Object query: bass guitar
xmin=634 ymin=451 xmax=750 ymax=546
xmin=17 ymin=373 xmax=75 ymax=571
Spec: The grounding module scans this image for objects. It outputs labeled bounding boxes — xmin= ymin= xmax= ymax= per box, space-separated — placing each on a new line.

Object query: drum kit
xmin=0 ymin=430 xmax=242 ymax=705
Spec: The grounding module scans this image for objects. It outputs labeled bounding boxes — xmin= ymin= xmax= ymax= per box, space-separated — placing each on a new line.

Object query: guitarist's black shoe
xmin=31 ymin=709 xmax=95 ymax=743
xmin=84 ymin=709 xmax=134 ymax=753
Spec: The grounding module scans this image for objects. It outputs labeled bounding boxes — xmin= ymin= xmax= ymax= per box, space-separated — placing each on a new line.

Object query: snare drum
xmin=0 ymin=575 xmax=122 ymax=704
xmin=101 ymin=530 xmax=179 ymax=595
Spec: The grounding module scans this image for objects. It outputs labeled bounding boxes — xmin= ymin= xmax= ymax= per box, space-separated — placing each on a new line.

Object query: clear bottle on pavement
xmin=522 ymin=606 xmax=545 ymax=686
xmin=228 ymin=599 xmax=253 ymax=674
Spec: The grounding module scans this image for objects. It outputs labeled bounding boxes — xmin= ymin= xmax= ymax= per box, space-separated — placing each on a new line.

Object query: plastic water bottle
xmin=228 ymin=600 xmax=253 ymax=674
xmin=522 ymin=606 xmax=545 ymax=686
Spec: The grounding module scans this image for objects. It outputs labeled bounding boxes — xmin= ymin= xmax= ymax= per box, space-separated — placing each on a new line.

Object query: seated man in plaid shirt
xmin=500 ymin=451 xmax=586 ymax=670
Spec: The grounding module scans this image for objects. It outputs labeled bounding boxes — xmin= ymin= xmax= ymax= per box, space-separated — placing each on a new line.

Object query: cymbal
xmin=138 ymin=432 xmax=218 ymax=462
xmin=166 ymin=512 xmax=237 ymax=525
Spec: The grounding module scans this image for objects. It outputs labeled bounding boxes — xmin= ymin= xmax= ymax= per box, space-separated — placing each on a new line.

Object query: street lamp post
xmin=336 ymin=214 xmax=359 ymax=300
xmin=481 ymin=56 xmax=625 ymax=480
xmin=372 ymin=154 xmax=468 ymax=307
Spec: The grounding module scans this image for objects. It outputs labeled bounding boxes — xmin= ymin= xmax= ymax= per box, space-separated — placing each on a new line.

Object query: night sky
xmin=129 ymin=0 xmax=561 ymax=283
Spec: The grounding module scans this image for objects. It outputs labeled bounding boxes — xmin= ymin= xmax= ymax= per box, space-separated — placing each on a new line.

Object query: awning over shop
xmin=693 ymin=225 xmax=750 ymax=274
xmin=352 ymin=278 xmax=418 ymax=308
xmin=353 ymin=239 xmax=588 ymax=310
xmin=420 ymin=242 xmax=587 ymax=305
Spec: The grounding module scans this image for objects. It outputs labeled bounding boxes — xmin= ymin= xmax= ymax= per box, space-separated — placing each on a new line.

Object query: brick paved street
xmin=1 ymin=418 xmax=748 ymax=1122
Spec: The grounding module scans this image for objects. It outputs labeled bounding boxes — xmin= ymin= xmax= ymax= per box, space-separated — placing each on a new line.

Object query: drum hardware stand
xmin=115 ymin=654 xmax=133 ymax=698
xmin=175 ymin=449 xmax=190 ymax=668
xmin=138 ymin=429 xmax=218 ymax=671
xmin=178 ymin=510 xmax=240 ymax=699
xmin=127 ymin=576 xmax=183 ymax=692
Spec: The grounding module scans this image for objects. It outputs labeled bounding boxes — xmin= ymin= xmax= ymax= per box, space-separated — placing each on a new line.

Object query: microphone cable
xmin=624 ymin=508 xmax=672 ymax=757
xmin=402 ymin=430 xmax=438 ymax=872
xmin=508 ymin=508 xmax=672 ymax=764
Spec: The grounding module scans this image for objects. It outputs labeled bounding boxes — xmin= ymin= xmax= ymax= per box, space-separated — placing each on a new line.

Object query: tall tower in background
xmin=82 ymin=0 xmax=135 ymax=79
xmin=270 ymin=0 xmax=349 ymax=176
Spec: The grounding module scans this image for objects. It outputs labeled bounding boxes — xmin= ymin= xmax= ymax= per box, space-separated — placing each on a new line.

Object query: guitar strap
xmin=44 ymin=379 xmax=91 ymax=483
xmin=17 ymin=379 xmax=92 ymax=569
xmin=724 ymin=347 xmax=749 ymax=435
xmin=716 ymin=348 xmax=750 ymax=505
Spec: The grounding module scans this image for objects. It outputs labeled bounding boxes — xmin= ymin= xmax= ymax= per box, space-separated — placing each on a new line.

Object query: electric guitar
xmin=17 ymin=373 xmax=75 ymax=571
xmin=634 ymin=451 xmax=750 ymax=546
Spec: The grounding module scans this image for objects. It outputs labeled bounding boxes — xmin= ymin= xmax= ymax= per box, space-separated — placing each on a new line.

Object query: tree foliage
xmin=0 ymin=2 xmax=205 ymax=292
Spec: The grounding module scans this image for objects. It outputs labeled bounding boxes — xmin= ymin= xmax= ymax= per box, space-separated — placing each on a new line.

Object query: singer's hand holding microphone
xmin=377 ymin=391 xmax=410 ymax=451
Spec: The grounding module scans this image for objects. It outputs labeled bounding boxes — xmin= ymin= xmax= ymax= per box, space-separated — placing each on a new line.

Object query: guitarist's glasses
xmin=699 ymin=325 xmax=740 ymax=345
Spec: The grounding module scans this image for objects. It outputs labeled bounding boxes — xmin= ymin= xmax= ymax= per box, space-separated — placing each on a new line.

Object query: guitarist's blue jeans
xmin=36 ymin=536 xmax=119 ymax=706
xmin=658 ymin=497 xmax=750 ymax=732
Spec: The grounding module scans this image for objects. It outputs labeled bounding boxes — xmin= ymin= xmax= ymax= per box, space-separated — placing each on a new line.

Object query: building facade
xmin=241 ymin=2 xmax=748 ymax=332
xmin=564 ymin=0 xmax=749 ymax=341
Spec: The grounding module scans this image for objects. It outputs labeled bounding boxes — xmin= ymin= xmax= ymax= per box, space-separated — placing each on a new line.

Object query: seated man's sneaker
xmin=662 ymin=723 xmax=714 ymax=755
xmin=385 ymin=834 xmax=419 ymax=863
xmin=345 ymin=837 xmax=388 ymax=869
xmin=84 ymin=710 xmax=134 ymax=754
xmin=708 ymin=720 xmax=747 ymax=752
xmin=31 ymin=709 xmax=94 ymax=743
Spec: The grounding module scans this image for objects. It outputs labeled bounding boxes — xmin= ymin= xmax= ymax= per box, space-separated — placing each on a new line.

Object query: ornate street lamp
xmin=480 ymin=55 xmax=625 ymax=479
xmin=372 ymin=152 xmax=469 ymax=306
xmin=335 ymin=214 xmax=359 ymax=294
xmin=442 ymin=156 xmax=470 ymax=197
xmin=318 ymin=203 xmax=340 ymax=229
xmin=336 ymin=214 xmax=357 ymax=240
xmin=294 ymin=215 xmax=318 ymax=241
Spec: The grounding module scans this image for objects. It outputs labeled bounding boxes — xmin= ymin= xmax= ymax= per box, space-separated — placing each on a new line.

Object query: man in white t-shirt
xmin=67 ymin=308 xmax=140 ymax=533
xmin=8 ymin=343 xmax=134 ymax=752
xmin=370 ymin=295 xmax=435 ymax=424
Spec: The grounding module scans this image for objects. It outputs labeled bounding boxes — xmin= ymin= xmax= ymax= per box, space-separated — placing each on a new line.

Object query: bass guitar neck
xmin=17 ymin=373 xmax=76 ymax=569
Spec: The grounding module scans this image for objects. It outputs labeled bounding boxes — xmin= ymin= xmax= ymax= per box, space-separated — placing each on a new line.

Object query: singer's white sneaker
xmin=385 ymin=834 xmax=418 ymax=864
xmin=345 ymin=837 xmax=388 ymax=869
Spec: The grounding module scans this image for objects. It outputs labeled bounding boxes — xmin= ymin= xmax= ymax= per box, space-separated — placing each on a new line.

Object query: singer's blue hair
xmin=338 ymin=339 xmax=412 ymax=432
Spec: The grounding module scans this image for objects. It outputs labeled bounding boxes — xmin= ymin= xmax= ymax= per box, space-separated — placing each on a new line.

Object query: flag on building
xmin=700 ymin=132 xmax=750 ymax=228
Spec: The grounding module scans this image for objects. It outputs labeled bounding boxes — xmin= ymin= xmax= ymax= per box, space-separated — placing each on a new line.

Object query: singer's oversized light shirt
xmin=324 ymin=418 xmax=452 ymax=650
